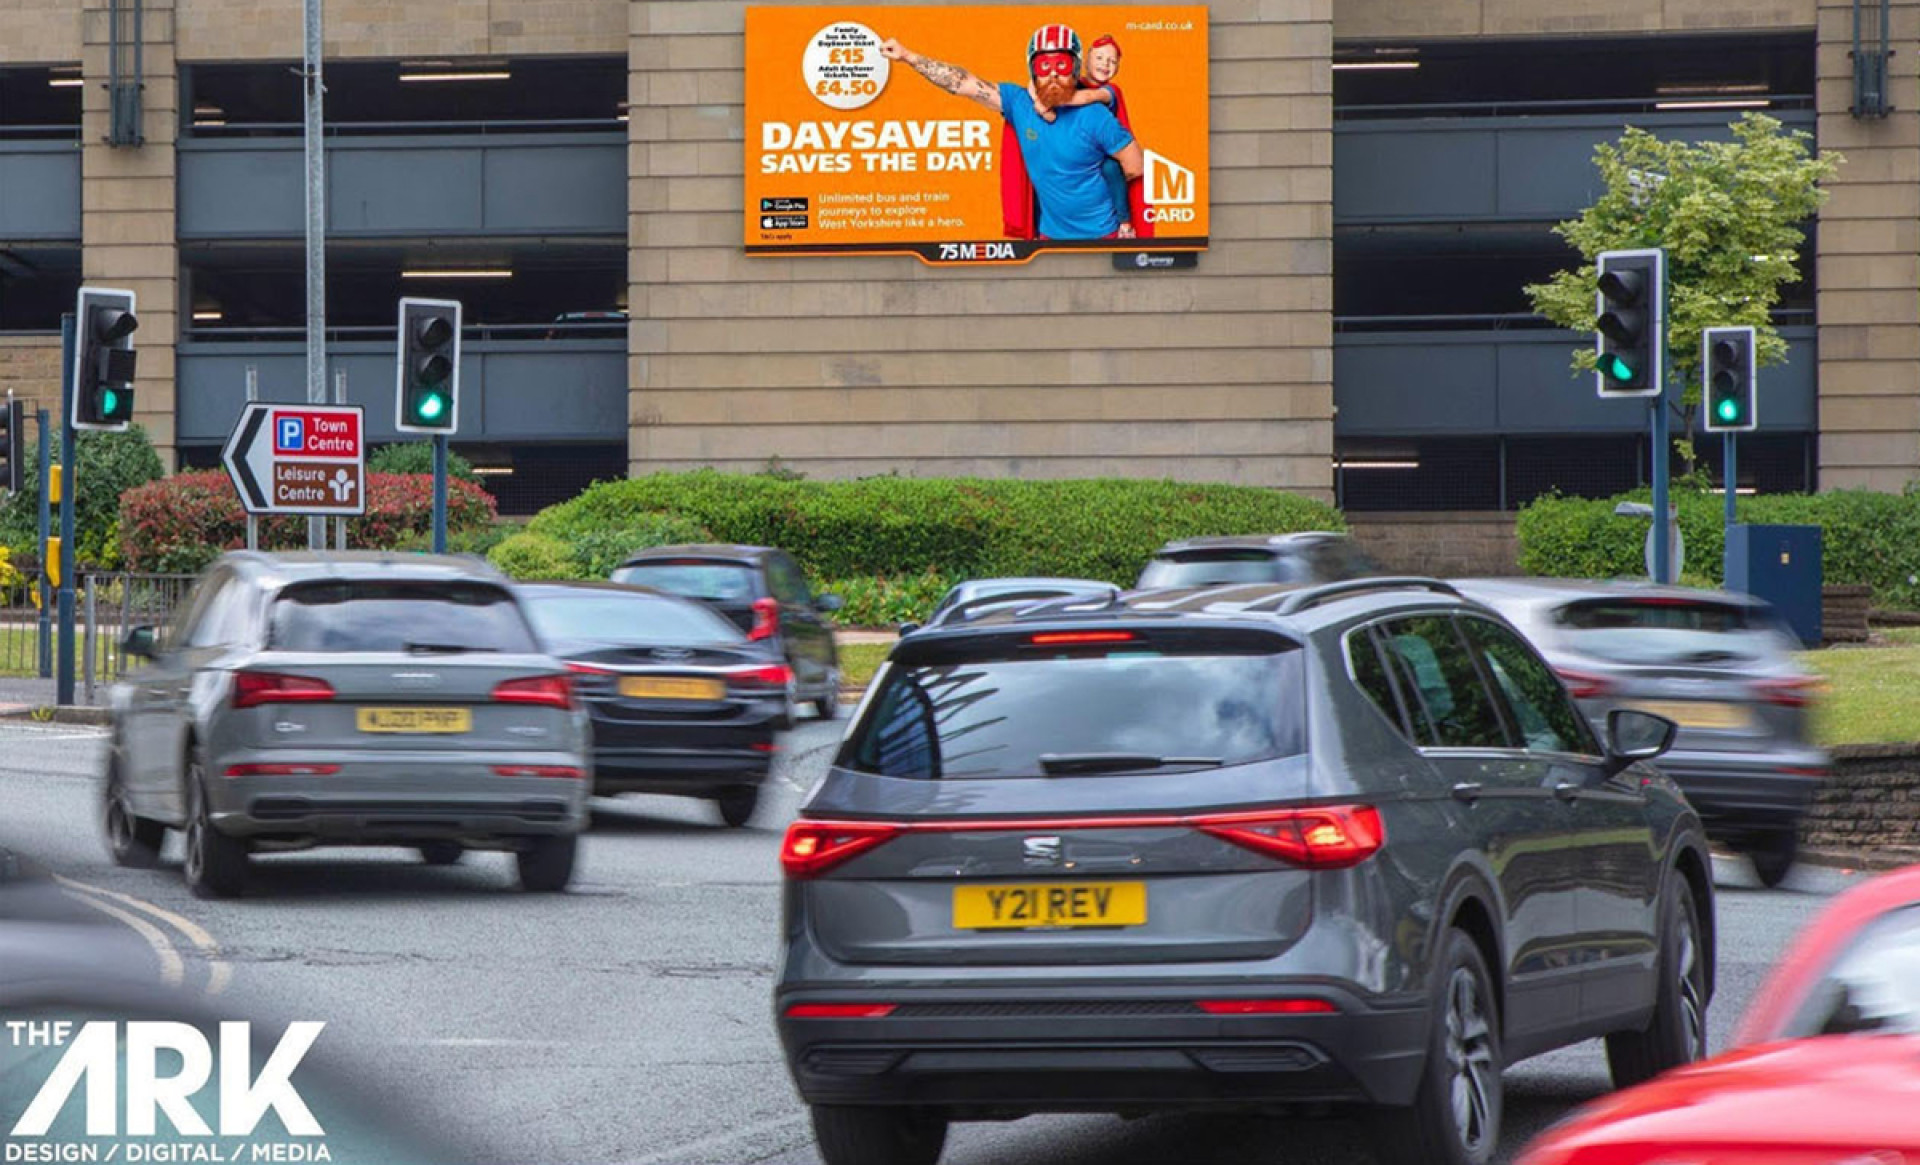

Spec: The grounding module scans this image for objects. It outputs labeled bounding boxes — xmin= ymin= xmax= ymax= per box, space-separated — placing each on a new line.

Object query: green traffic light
xmin=1717 ymin=397 xmax=1741 ymax=423
xmin=1599 ymin=354 xmax=1637 ymax=382
xmin=415 ymin=392 xmax=446 ymax=422
xmin=101 ymin=388 xmax=119 ymax=416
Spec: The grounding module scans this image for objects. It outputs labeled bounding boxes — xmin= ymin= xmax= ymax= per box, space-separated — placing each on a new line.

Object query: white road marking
xmin=59 ymin=885 xmax=185 ymax=988
xmin=53 ymin=874 xmax=234 ymax=995
xmin=611 ymin=1112 xmax=812 ymax=1165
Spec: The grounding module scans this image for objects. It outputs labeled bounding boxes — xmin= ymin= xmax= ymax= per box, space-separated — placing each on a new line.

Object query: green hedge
xmin=516 ymin=471 xmax=1344 ymax=588
xmin=1516 ymin=486 xmax=1920 ymax=607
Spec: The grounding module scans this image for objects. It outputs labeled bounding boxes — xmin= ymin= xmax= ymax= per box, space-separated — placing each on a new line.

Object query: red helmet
xmin=1027 ymin=24 xmax=1082 ymax=73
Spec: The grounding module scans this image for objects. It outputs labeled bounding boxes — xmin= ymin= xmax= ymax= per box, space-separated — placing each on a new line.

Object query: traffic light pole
xmin=432 ymin=434 xmax=448 ymax=553
xmin=35 ymin=408 xmax=50 ymax=679
xmin=1724 ymin=432 xmax=1738 ymax=530
xmin=56 ymin=313 xmax=77 ymax=707
xmin=1650 ymin=396 xmax=1671 ymax=585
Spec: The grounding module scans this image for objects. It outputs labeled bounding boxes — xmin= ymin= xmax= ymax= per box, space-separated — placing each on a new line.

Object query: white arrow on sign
xmin=222 ymin=403 xmax=274 ymax=513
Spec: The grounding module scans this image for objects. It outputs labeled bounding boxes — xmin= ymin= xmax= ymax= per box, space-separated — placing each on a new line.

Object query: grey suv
xmin=776 ymin=578 xmax=1715 ymax=1165
xmin=1137 ymin=532 xmax=1383 ymax=589
xmin=103 ymin=553 xmax=591 ymax=898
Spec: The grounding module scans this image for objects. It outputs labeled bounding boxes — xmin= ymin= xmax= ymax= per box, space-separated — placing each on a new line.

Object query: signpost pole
xmin=245 ymin=365 xmax=259 ymax=551
xmin=56 ymin=314 xmax=76 ymax=708
xmin=35 ymin=408 xmax=50 ymax=679
xmin=303 ymin=0 xmax=327 ymax=551
xmin=432 ymin=434 xmax=447 ymax=554
xmin=333 ymin=368 xmax=348 ymax=550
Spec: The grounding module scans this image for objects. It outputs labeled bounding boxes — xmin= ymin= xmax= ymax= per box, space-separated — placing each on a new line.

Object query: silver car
xmin=102 ymin=552 xmax=591 ymax=898
xmin=1454 ymin=578 xmax=1828 ymax=887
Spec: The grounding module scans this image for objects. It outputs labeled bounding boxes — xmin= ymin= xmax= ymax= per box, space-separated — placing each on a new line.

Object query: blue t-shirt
xmin=998 ymin=82 xmax=1134 ymax=240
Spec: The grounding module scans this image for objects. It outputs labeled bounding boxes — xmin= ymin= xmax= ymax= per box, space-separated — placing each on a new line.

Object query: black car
xmin=516 ymin=582 xmax=787 ymax=827
xmin=1137 ymin=532 xmax=1383 ymax=589
xmin=613 ymin=545 xmax=844 ymax=720
xmin=777 ymin=578 xmax=1714 ymax=1165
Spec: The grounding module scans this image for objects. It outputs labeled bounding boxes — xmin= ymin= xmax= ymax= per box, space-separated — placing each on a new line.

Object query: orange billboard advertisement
xmin=744 ymin=5 xmax=1209 ymax=265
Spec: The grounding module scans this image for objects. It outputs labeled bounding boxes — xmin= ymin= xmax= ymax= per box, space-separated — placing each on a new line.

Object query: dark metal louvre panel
xmin=889 ymin=1001 xmax=1198 ymax=1019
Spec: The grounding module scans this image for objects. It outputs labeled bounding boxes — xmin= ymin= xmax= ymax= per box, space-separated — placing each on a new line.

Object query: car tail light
xmin=565 ymin=662 xmax=616 ymax=677
xmin=780 ymin=819 xmax=903 ymax=879
xmin=223 ymin=763 xmax=340 ymax=777
xmin=492 ymin=674 xmax=574 ymax=709
xmin=751 ymin=742 xmax=780 ymax=753
xmin=1755 ymin=676 xmax=1824 ymax=707
xmin=232 ymin=671 xmax=335 ymax=709
xmin=491 ymin=764 xmax=585 ymax=779
xmin=727 ymin=663 xmax=793 ymax=689
xmin=1195 ymin=999 xmax=1337 ymax=1015
xmin=748 ymin=597 xmax=781 ymax=641
xmin=1554 ymin=668 xmax=1613 ymax=699
xmin=784 ymin=1003 xmax=897 ymax=1019
xmin=1195 ymin=805 xmax=1385 ymax=869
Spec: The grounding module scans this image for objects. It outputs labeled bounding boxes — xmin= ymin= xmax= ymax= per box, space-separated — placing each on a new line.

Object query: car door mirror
xmin=897 ymin=621 xmax=920 ymax=636
xmin=1604 ymin=708 xmax=1677 ymax=774
xmin=816 ymin=593 xmax=845 ymax=613
xmin=120 ymin=624 xmax=158 ymax=661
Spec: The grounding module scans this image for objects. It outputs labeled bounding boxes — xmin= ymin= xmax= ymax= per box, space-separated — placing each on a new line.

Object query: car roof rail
xmin=1255 ymin=577 xmax=1462 ymax=615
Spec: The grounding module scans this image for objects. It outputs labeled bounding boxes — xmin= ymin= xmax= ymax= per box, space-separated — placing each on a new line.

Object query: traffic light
xmin=0 ymin=399 xmax=21 ymax=493
xmin=396 ymin=297 xmax=461 ymax=434
xmin=1702 ymin=325 xmax=1757 ymax=433
xmin=1593 ymin=249 xmax=1664 ymax=399
xmin=72 ymin=287 xmax=138 ymax=431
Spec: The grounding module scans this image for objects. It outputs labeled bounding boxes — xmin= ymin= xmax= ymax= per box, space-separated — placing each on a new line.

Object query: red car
xmin=1518 ymin=864 xmax=1920 ymax=1165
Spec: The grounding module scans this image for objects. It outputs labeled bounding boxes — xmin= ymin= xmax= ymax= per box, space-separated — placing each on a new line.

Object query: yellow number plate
xmin=952 ymin=882 xmax=1146 ymax=930
xmin=356 ymin=707 xmax=473 ymax=734
xmin=1630 ymin=700 xmax=1753 ymax=730
xmin=619 ymin=676 xmax=726 ymax=701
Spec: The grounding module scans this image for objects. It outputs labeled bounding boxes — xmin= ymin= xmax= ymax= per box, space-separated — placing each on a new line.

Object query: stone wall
xmin=1806 ymin=744 xmax=1920 ymax=855
xmin=1346 ymin=511 xmax=1519 ymax=578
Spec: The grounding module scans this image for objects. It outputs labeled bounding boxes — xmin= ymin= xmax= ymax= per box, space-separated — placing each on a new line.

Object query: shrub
xmin=0 ymin=427 xmax=165 ymax=569
xmin=820 ymin=570 xmax=956 ymax=628
xmin=367 ymin=442 xmax=480 ymax=483
xmin=118 ymin=472 xmax=497 ymax=574
xmin=488 ymin=533 xmax=577 ymax=581
xmin=1515 ymin=485 xmax=1920 ymax=607
xmin=521 ymin=472 xmax=1345 ymax=589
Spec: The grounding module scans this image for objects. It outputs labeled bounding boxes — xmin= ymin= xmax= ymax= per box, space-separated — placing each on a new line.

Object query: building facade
xmin=0 ymin=0 xmax=1911 ymax=513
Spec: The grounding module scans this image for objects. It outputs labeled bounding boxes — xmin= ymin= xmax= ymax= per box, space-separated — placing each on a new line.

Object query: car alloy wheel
xmin=1445 ymin=965 xmax=1498 ymax=1158
xmin=1676 ymin=899 xmax=1707 ymax=1062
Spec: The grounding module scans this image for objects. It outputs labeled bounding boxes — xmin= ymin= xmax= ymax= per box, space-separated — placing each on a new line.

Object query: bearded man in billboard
xmin=880 ymin=25 xmax=1145 ymax=241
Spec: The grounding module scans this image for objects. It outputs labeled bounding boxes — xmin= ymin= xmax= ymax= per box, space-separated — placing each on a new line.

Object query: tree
xmin=1526 ymin=114 xmax=1841 ymax=448
xmin=367 ymin=441 xmax=479 ymax=483
xmin=0 ymin=426 xmax=164 ymax=570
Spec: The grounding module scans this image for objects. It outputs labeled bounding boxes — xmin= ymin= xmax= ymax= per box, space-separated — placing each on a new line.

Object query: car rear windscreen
xmin=1137 ymin=551 xmax=1294 ymax=588
xmin=268 ymin=581 xmax=538 ymax=654
xmin=521 ymin=591 xmax=744 ymax=650
xmin=612 ymin=561 xmax=759 ymax=603
xmin=841 ymin=635 xmax=1306 ymax=779
xmin=1552 ymin=598 xmax=1791 ymax=664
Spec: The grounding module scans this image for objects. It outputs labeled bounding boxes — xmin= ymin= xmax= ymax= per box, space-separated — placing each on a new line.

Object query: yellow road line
xmin=59 ymin=886 xmax=185 ymax=988
xmin=52 ymin=874 xmax=233 ymax=995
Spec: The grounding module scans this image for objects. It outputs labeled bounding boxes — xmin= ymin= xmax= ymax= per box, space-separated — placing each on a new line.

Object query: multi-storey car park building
xmin=0 ymin=0 xmax=1910 ymax=539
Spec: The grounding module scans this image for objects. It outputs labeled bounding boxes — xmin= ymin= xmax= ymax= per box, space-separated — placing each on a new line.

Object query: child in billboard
xmin=1026 ymin=35 xmax=1150 ymax=238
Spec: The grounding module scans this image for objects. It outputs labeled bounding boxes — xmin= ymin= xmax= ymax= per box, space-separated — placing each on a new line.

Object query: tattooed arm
xmin=880 ymin=39 xmax=1003 ymax=112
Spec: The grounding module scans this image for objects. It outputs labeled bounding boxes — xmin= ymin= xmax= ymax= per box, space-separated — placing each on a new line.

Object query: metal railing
xmin=77 ymin=572 xmax=199 ymax=698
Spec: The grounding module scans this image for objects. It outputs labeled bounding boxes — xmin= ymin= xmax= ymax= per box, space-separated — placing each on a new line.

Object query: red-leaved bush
xmin=119 ymin=472 xmax=497 ymax=574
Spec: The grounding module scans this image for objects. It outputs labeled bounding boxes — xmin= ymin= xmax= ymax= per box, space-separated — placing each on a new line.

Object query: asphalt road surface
xmin=0 ymin=718 xmax=1865 ymax=1165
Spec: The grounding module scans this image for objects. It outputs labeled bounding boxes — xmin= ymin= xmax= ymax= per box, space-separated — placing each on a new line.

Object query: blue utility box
xmin=1724 ymin=524 xmax=1822 ymax=647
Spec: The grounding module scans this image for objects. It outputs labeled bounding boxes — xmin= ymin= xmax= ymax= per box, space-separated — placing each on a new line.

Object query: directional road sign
xmin=222 ymin=402 xmax=366 ymax=515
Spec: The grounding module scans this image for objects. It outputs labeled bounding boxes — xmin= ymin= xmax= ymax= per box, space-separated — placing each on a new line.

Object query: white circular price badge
xmin=803 ymin=22 xmax=889 ymax=111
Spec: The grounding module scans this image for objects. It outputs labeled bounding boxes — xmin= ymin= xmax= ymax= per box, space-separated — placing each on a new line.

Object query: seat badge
xmin=1022 ymin=836 xmax=1063 ymax=868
